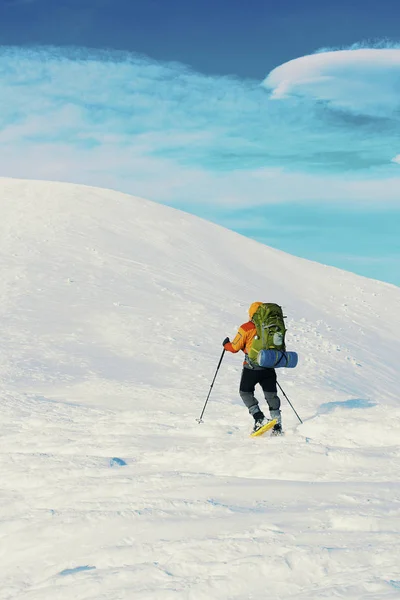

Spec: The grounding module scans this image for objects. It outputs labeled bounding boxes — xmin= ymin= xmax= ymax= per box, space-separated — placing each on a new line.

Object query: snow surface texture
xmin=0 ymin=177 xmax=399 ymax=600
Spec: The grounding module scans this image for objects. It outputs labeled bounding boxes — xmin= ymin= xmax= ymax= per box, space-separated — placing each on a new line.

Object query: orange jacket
xmin=224 ymin=302 xmax=263 ymax=356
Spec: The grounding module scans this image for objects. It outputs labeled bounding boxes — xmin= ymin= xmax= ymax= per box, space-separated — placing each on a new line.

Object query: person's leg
xmin=260 ymin=369 xmax=282 ymax=428
xmin=239 ymin=368 xmax=264 ymax=419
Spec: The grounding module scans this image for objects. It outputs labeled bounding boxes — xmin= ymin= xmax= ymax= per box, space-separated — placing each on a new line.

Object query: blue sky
xmin=0 ymin=0 xmax=399 ymax=285
xmin=2 ymin=0 xmax=400 ymax=77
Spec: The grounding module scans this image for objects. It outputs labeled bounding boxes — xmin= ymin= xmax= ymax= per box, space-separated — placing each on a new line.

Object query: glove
xmin=222 ymin=337 xmax=230 ymax=346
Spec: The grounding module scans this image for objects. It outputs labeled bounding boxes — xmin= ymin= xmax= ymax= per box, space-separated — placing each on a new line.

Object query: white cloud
xmin=0 ymin=45 xmax=399 ymax=209
xmin=263 ymin=48 xmax=400 ymax=117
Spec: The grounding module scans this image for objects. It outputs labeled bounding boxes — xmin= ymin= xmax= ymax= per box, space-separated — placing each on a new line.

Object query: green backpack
xmin=248 ymin=303 xmax=286 ymax=364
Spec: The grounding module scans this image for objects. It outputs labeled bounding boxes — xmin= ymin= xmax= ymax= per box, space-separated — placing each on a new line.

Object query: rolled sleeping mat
xmin=257 ymin=349 xmax=298 ymax=369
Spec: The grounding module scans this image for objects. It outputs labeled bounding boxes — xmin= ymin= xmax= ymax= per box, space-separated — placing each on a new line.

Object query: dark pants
xmin=239 ymin=366 xmax=281 ymax=419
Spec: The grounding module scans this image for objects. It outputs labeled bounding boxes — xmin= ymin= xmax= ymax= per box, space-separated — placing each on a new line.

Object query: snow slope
xmin=0 ymin=177 xmax=399 ymax=600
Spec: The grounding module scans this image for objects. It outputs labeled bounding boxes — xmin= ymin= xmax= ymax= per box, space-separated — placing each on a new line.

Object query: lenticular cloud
xmin=264 ymin=48 xmax=400 ymax=117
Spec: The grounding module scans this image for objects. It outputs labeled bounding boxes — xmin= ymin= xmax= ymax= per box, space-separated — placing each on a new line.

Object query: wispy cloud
xmin=0 ymin=44 xmax=399 ymax=209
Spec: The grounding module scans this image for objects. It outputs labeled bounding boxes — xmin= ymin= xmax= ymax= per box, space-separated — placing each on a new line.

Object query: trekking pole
xmin=196 ymin=349 xmax=225 ymax=423
xmin=277 ymin=381 xmax=303 ymax=424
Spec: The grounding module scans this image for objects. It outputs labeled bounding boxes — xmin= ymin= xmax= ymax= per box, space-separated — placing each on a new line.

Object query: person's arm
xmin=223 ymin=325 xmax=247 ymax=353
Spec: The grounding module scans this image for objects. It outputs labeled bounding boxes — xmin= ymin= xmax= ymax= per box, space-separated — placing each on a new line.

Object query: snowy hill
xmin=1 ymin=177 xmax=399 ymax=599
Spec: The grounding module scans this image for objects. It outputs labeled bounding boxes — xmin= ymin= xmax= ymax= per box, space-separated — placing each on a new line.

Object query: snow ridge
xmin=0 ymin=178 xmax=399 ymax=599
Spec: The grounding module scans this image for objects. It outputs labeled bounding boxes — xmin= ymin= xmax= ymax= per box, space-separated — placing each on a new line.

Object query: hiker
xmin=223 ymin=302 xmax=282 ymax=434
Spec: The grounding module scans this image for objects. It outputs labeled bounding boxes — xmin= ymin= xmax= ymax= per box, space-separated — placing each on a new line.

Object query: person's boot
xmin=270 ymin=409 xmax=283 ymax=435
xmin=252 ymin=410 xmax=265 ymax=432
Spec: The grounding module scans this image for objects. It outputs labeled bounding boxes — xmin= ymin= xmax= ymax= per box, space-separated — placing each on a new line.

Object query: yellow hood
xmin=249 ymin=302 xmax=263 ymax=320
